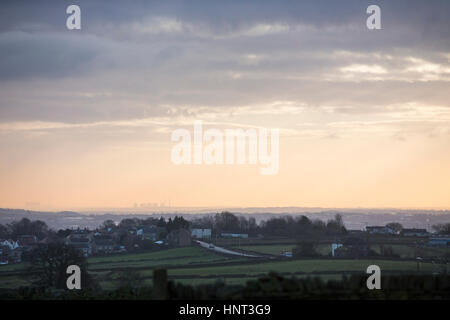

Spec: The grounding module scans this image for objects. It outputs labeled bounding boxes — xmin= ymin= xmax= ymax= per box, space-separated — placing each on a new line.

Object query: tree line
xmin=190 ymin=212 xmax=348 ymax=237
xmin=3 ymin=215 xmax=450 ymax=242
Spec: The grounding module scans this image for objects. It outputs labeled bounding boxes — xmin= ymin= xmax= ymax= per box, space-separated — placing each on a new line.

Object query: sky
xmin=0 ymin=0 xmax=449 ymax=210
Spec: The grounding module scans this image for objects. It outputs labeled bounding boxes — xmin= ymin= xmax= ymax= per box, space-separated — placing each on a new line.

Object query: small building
xmin=281 ymin=250 xmax=292 ymax=258
xmin=167 ymin=229 xmax=192 ymax=247
xmin=137 ymin=226 xmax=166 ymax=241
xmin=428 ymin=237 xmax=450 ymax=247
xmin=72 ymin=243 xmax=92 ymax=257
xmin=65 ymin=233 xmax=93 ymax=257
xmin=0 ymin=240 xmax=22 ymax=264
xmin=348 ymin=230 xmax=364 ymax=235
xmin=0 ymin=239 xmax=20 ymax=250
xmin=93 ymin=235 xmax=116 ymax=254
xmin=334 ymin=237 xmax=369 ymax=258
xmin=0 ymin=245 xmax=10 ymax=264
xmin=331 ymin=243 xmax=343 ymax=257
xmin=401 ymin=228 xmax=428 ymax=237
xmin=17 ymin=235 xmax=38 ymax=251
xmin=366 ymin=226 xmax=394 ymax=235
xmin=220 ymin=233 xmax=249 ymax=239
xmin=8 ymin=248 xmax=23 ymax=263
xmin=191 ymin=228 xmax=212 ymax=239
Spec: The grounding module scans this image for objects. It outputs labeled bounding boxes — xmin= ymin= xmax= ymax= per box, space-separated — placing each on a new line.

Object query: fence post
xmin=153 ymin=269 xmax=168 ymax=300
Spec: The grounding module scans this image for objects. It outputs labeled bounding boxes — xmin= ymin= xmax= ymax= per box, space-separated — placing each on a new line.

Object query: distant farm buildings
xmin=220 ymin=233 xmax=249 ymax=238
xmin=366 ymin=226 xmax=395 ymax=235
xmin=429 ymin=237 xmax=450 ymax=247
xmin=137 ymin=226 xmax=165 ymax=241
xmin=401 ymin=228 xmax=428 ymax=237
xmin=191 ymin=228 xmax=212 ymax=239
xmin=334 ymin=237 xmax=369 ymax=258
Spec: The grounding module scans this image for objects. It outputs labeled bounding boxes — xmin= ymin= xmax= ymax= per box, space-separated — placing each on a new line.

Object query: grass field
xmin=370 ymin=244 xmax=449 ymax=259
xmin=88 ymin=246 xmax=242 ymax=270
xmin=98 ymin=257 xmax=439 ymax=290
xmin=0 ymin=244 xmax=446 ymax=291
xmin=233 ymin=244 xmax=332 ymax=256
xmin=165 ymin=259 xmax=436 ymax=277
xmin=233 ymin=243 xmax=449 ymax=259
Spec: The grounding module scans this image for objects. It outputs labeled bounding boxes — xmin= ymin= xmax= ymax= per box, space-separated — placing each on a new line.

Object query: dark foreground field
xmin=1 ymin=239 xmax=449 ymax=296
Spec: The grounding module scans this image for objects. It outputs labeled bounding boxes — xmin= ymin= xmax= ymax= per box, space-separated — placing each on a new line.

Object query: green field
xmin=88 ymin=246 xmax=242 ymax=270
xmin=167 ymin=259 xmax=435 ymax=277
xmin=0 ymin=244 xmax=446 ymax=291
xmin=98 ymin=257 xmax=439 ymax=290
xmin=0 ymin=246 xmax=245 ymax=273
xmin=370 ymin=244 xmax=449 ymax=259
xmin=233 ymin=244 xmax=332 ymax=256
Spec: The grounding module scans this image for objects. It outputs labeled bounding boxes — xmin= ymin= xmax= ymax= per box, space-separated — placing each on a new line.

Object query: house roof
xmin=402 ymin=228 xmax=427 ymax=233
xmin=141 ymin=225 xmax=165 ymax=233
xmin=95 ymin=239 xmax=115 ymax=246
xmin=71 ymin=243 xmax=91 ymax=249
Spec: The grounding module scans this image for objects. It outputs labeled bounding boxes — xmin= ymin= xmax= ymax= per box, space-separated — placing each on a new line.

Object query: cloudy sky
xmin=0 ymin=0 xmax=449 ymax=210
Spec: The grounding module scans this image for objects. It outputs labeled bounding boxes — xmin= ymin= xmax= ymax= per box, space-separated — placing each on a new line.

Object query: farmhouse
xmin=401 ymin=228 xmax=428 ymax=237
xmin=221 ymin=233 xmax=248 ymax=238
xmin=137 ymin=225 xmax=165 ymax=241
xmin=191 ymin=228 xmax=212 ymax=239
xmin=65 ymin=233 xmax=94 ymax=256
xmin=93 ymin=235 xmax=116 ymax=254
xmin=429 ymin=237 xmax=450 ymax=247
xmin=334 ymin=237 xmax=368 ymax=258
xmin=366 ymin=226 xmax=394 ymax=235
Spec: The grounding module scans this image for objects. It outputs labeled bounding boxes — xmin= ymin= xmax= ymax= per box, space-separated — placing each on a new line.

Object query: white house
xmin=366 ymin=226 xmax=395 ymax=235
xmin=0 ymin=240 xmax=20 ymax=250
xmin=191 ymin=228 xmax=212 ymax=239
xmin=220 ymin=233 xmax=248 ymax=238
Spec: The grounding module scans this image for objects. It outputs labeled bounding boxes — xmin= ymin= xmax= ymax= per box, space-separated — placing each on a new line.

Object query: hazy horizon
xmin=3 ymin=205 xmax=450 ymax=215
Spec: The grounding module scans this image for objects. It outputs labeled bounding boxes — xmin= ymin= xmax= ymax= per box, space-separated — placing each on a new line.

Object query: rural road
xmin=196 ymin=240 xmax=261 ymax=258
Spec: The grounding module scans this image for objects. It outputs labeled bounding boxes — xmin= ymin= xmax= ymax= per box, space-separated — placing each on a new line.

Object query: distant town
xmin=1 ymin=210 xmax=450 ymax=265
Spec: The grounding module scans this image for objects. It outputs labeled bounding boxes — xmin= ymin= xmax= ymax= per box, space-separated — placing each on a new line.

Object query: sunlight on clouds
xmin=130 ymin=17 xmax=184 ymax=34
xmin=241 ymin=23 xmax=290 ymax=36
xmin=340 ymin=64 xmax=388 ymax=74
xmin=403 ymin=57 xmax=450 ymax=81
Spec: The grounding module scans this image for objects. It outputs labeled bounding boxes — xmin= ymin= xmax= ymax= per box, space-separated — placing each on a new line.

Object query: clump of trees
xmin=190 ymin=212 xmax=258 ymax=235
xmin=432 ymin=223 xmax=450 ymax=235
xmin=386 ymin=222 xmax=403 ymax=234
xmin=0 ymin=218 xmax=52 ymax=241
xmin=28 ymin=243 xmax=98 ymax=290
xmin=293 ymin=240 xmax=319 ymax=258
xmin=191 ymin=212 xmax=347 ymax=238
xmin=258 ymin=212 xmax=348 ymax=237
xmin=378 ymin=245 xmax=399 ymax=258
xmin=103 ymin=216 xmax=189 ymax=233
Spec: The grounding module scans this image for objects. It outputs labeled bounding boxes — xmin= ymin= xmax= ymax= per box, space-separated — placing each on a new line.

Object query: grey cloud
xmin=0 ymin=31 xmax=112 ymax=80
xmin=0 ymin=0 xmax=448 ymax=124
